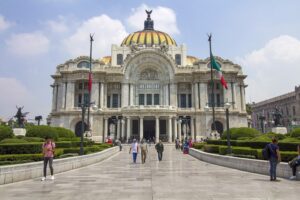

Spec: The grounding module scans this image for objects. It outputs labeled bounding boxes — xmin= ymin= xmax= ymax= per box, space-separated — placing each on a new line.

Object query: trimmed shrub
xmin=58 ymin=137 xmax=81 ymax=142
xmin=207 ymin=140 xmax=238 ymax=146
xmin=231 ymin=147 xmax=258 ymax=158
xmin=222 ymin=127 xmax=261 ymax=140
xmin=26 ymin=125 xmax=58 ymax=140
xmin=203 ymin=144 xmax=221 ymax=153
xmin=0 ymin=138 xmax=28 ymax=143
xmin=280 ymin=151 xmax=298 ymax=162
xmin=53 ymin=127 xmax=75 ymax=138
xmin=23 ymin=137 xmax=44 ymax=142
xmin=218 ymin=146 xmax=230 ymax=155
xmin=290 ymin=128 xmax=300 ymax=138
xmin=280 ymin=137 xmax=300 ymax=143
xmin=55 ymin=141 xmax=72 ymax=148
xmin=0 ymin=143 xmax=42 ymax=154
xmin=0 ymin=125 xmax=13 ymax=141
xmin=193 ymin=143 xmax=206 ymax=150
xmin=251 ymin=132 xmax=286 ymax=142
xmin=63 ymin=146 xmax=103 ymax=155
xmin=0 ymin=149 xmax=63 ymax=162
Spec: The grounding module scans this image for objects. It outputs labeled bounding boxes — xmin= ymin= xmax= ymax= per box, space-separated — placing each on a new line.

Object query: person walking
xmin=129 ymin=139 xmax=139 ymax=163
xmin=140 ymin=139 xmax=148 ymax=164
xmin=155 ymin=140 xmax=164 ymax=161
xmin=41 ymin=136 xmax=55 ymax=181
xmin=289 ymin=144 xmax=300 ymax=180
xmin=268 ymin=137 xmax=281 ymax=181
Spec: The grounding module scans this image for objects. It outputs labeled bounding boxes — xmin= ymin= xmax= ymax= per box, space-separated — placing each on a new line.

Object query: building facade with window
xmin=49 ymin=12 xmax=247 ymax=142
xmin=251 ymin=85 xmax=300 ymax=133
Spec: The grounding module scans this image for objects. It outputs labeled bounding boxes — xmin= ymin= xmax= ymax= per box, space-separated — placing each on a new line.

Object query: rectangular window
xmin=216 ymin=83 xmax=220 ymax=90
xmin=139 ymin=94 xmax=144 ymax=105
xmin=180 ymin=94 xmax=186 ymax=108
xmin=154 ymin=94 xmax=159 ymax=105
xmin=107 ymin=96 xmax=111 ymax=108
xmin=78 ymin=83 xmax=83 ymax=90
xmin=84 ymin=82 xmax=88 ymax=90
xmin=117 ymin=54 xmax=123 ymax=65
xmin=83 ymin=93 xmax=89 ymax=104
xmin=175 ymin=54 xmax=181 ymax=65
xmin=78 ymin=94 xmax=82 ymax=106
xmin=293 ymin=106 xmax=296 ymax=116
xmin=216 ymin=94 xmax=221 ymax=107
xmin=112 ymin=94 xmax=118 ymax=108
xmin=147 ymin=94 xmax=152 ymax=105
xmin=188 ymin=94 xmax=192 ymax=108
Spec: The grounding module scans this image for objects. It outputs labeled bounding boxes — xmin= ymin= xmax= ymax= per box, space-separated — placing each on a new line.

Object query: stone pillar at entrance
xmin=173 ymin=118 xmax=178 ymax=140
xmin=121 ymin=119 xmax=125 ymax=139
xmin=178 ymin=121 xmax=182 ymax=141
xmin=155 ymin=117 xmax=160 ymax=143
xmin=126 ymin=117 xmax=131 ymax=142
xmin=104 ymin=118 xmax=108 ymax=142
xmin=139 ymin=117 xmax=144 ymax=141
xmin=117 ymin=119 xmax=121 ymax=140
xmin=191 ymin=117 xmax=195 ymax=140
xmin=168 ymin=117 xmax=172 ymax=143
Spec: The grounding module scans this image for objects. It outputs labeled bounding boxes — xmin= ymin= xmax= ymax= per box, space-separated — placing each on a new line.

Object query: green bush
xmin=280 ymin=151 xmax=299 ymax=162
xmin=0 ymin=125 xmax=13 ymax=141
xmin=207 ymin=140 xmax=238 ymax=146
xmin=26 ymin=125 xmax=58 ymax=140
xmin=0 ymin=138 xmax=28 ymax=143
xmin=0 ymin=149 xmax=63 ymax=162
xmin=280 ymin=137 xmax=300 ymax=143
xmin=218 ymin=146 xmax=230 ymax=155
xmin=55 ymin=141 xmax=72 ymax=148
xmin=53 ymin=127 xmax=75 ymax=138
xmin=58 ymin=137 xmax=81 ymax=142
xmin=23 ymin=137 xmax=44 ymax=142
xmin=0 ymin=143 xmax=42 ymax=154
xmin=232 ymin=147 xmax=258 ymax=158
xmin=290 ymin=128 xmax=300 ymax=138
xmin=193 ymin=143 xmax=206 ymax=150
xmin=63 ymin=146 xmax=104 ymax=155
xmin=222 ymin=127 xmax=261 ymax=140
xmin=203 ymin=144 xmax=221 ymax=153
xmin=251 ymin=132 xmax=286 ymax=142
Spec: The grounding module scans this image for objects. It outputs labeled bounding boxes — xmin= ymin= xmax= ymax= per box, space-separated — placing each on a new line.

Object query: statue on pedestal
xmin=273 ymin=107 xmax=282 ymax=127
xmin=14 ymin=106 xmax=29 ymax=128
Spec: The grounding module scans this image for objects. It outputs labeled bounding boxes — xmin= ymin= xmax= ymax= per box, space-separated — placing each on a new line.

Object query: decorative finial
xmin=144 ymin=10 xmax=154 ymax=30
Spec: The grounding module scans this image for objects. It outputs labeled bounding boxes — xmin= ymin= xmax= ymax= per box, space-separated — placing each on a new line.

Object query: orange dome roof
xmin=121 ymin=10 xmax=176 ymax=46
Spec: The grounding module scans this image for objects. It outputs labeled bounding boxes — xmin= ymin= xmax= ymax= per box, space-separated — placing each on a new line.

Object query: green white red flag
xmin=210 ymin=53 xmax=228 ymax=89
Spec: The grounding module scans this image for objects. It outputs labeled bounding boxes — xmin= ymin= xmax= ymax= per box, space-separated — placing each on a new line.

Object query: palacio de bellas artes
xmin=49 ymin=11 xmax=247 ymax=143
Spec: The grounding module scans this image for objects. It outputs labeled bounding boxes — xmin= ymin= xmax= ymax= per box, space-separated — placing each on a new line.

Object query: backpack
xmin=262 ymin=144 xmax=271 ymax=160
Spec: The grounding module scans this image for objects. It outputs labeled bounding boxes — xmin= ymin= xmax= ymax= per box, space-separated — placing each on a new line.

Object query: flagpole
xmin=87 ymin=34 xmax=94 ymax=130
xmin=208 ymin=34 xmax=216 ymax=132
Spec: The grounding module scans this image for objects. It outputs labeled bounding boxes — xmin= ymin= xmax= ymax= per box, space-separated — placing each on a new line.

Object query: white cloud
xmin=45 ymin=15 xmax=69 ymax=33
xmin=127 ymin=4 xmax=180 ymax=35
xmin=0 ymin=77 xmax=33 ymax=121
xmin=63 ymin=14 xmax=128 ymax=57
xmin=236 ymin=35 xmax=300 ymax=103
xmin=0 ymin=15 xmax=13 ymax=31
xmin=5 ymin=32 xmax=50 ymax=56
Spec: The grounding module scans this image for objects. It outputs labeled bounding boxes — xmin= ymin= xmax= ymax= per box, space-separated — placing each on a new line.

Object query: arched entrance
xmin=75 ymin=121 xmax=88 ymax=137
xmin=211 ymin=121 xmax=223 ymax=134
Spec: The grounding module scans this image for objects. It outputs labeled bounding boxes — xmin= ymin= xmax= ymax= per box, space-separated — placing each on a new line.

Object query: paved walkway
xmin=0 ymin=145 xmax=299 ymax=200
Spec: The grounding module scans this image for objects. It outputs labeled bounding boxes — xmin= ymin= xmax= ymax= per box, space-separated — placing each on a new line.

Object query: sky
xmin=1 ymin=0 xmax=300 ymax=122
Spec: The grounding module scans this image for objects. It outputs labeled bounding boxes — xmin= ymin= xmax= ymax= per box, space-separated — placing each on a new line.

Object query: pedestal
xmin=272 ymin=127 xmax=288 ymax=134
xmin=13 ymin=128 xmax=26 ymax=136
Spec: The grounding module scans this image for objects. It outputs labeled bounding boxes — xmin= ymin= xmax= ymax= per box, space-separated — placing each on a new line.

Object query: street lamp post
xmin=224 ymin=102 xmax=231 ymax=154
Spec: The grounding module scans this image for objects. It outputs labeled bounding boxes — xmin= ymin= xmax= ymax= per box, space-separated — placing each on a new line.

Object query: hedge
xmin=0 ymin=143 xmax=42 ymax=154
xmin=193 ymin=143 xmax=206 ymax=150
xmin=290 ymin=128 xmax=300 ymax=138
xmin=63 ymin=145 xmax=108 ymax=155
xmin=26 ymin=125 xmax=58 ymax=140
xmin=0 ymin=125 xmax=13 ymax=141
xmin=203 ymin=144 xmax=222 ymax=153
xmin=0 ymin=138 xmax=28 ymax=143
xmin=53 ymin=127 xmax=75 ymax=138
xmin=221 ymin=127 xmax=261 ymax=140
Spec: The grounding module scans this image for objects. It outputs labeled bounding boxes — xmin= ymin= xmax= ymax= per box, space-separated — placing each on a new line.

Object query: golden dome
xmin=121 ymin=30 xmax=177 ymax=46
xmin=186 ymin=56 xmax=199 ymax=65
xmin=100 ymin=56 xmax=111 ymax=64
xmin=121 ymin=10 xmax=176 ymax=46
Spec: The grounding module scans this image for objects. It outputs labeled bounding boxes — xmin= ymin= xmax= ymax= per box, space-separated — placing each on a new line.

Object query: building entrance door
xmin=143 ymin=120 xmax=155 ymax=141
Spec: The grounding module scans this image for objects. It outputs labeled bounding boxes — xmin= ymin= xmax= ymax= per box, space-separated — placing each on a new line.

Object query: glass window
xmin=180 ymin=94 xmax=186 ymax=108
xmin=112 ymin=94 xmax=118 ymax=108
xmin=154 ymin=94 xmax=159 ymax=105
xmin=78 ymin=94 xmax=82 ymax=105
xmin=139 ymin=94 xmax=145 ymax=105
xmin=107 ymin=96 xmax=111 ymax=108
xmin=175 ymin=54 xmax=181 ymax=65
xmin=117 ymin=54 xmax=123 ymax=65
xmin=77 ymin=61 xmax=89 ymax=68
xmin=216 ymin=94 xmax=221 ymax=107
xmin=78 ymin=83 xmax=83 ymax=90
xmin=188 ymin=94 xmax=192 ymax=108
xmin=293 ymin=106 xmax=296 ymax=116
xmin=146 ymin=94 xmax=152 ymax=105
xmin=83 ymin=93 xmax=89 ymax=104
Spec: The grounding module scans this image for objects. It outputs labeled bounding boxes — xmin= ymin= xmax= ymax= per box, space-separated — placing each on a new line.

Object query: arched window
xmin=77 ymin=61 xmax=89 ymax=68
xmin=117 ymin=54 xmax=123 ymax=65
xmin=175 ymin=54 xmax=181 ymax=65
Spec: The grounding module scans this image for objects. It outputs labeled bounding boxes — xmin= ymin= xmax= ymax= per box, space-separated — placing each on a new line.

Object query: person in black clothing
xmin=268 ymin=137 xmax=281 ymax=181
xmin=155 ymin=140 xmax=164 ymax=161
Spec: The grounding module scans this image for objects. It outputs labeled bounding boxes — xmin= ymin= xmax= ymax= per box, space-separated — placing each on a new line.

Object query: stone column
xmin=126 ymin=117 xmax=131 ymax=141
xmin=121 ymin=119 xmax=125 ymax=139
xmin=232 ymin=82 xmax=237 ymax=110
xmin=130 ymin=84 xmax=134 ymax=106
xmin=155 ymin=116 xmax=160 ymax=143
xmin=100 ymin=82 xmax=104 ymax=108
xmin=59 ymin=82 xmax=66 ymax=110
xmin=200 ymin=83 xmax=208 ymax=109
xmin=104 ymin=118 xmax=108 ymax=142
xmin=191 ymin=117 xmax=195 ymax=140
xmin=51 ymin=84 xmax=57 ymax=111
xmin=170 ymin=83 xmax=177 ymax=107
xmin=66 ymin=82 xmax=75 ymax=110
xmin=178 ymin=121 xmax=182 ymax=141
xmin=173 ymin=117 xmax=178 ymax=140
xmin=117 ymin=119 xmax=121 ymax=140
xmin=168 ymin=117 xmax=172 ymax=142
xmin=139 ymin=116 xmax=144 ymax=141
xmin=194 ymin=83 xmax=199 ymax=109
xmin=121 ymin=83 xmax=129 ymax=107
xmin=91 ymin=82 xmax=99 ymax=108
xmin=103 ymin=83 xmax=107 ymax=108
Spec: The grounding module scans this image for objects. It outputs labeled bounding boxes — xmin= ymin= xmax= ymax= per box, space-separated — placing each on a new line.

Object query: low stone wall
xmin=0 ymin=146 xmax=119 ymax=185
xmin=190 ymin=148 xmax=300 ymax=179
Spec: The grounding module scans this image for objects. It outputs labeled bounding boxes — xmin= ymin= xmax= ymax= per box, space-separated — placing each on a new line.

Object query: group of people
xmin=175 ymin=137 xmax=193 ymax=154
xmin=129 ymin=139 xmax=164 ymax=163
xmin=266 ymin=137 xmax=300 ymax=181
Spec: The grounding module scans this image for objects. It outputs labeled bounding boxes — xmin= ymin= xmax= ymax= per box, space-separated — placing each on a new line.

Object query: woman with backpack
xmin=41 ymin=136 xmax=56 ymax=181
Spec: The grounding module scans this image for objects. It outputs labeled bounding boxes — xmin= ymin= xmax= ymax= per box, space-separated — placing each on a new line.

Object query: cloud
xmin=63 ymin=14 xmax=128 ymax=57
xmin=236 ymin=35 xmax=300 ymax=103
xmin=0 ymin=15 xmax=13 ymax=31
xmin=127 ymin=4 xmax=180 ymax=35
xmin=6 ymin=32 xmax=50 ymax=56
xmin=45 ymin=15 xmax=69 ymax=33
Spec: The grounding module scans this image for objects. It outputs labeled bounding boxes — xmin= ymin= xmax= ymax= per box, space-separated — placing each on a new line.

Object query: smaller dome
xmin=100 ymin=56 xmax=111 ymax=65
xmin=186 ymin=56 xmax=199 ymax=65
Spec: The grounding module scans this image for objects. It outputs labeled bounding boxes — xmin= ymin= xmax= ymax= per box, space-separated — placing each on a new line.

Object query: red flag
xmin=88 ymin=72 xmax=92 ymax=92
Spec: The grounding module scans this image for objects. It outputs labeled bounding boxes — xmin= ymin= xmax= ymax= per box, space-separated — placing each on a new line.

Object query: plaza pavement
xmin=0 ymin=145 xmax=299 ymax=200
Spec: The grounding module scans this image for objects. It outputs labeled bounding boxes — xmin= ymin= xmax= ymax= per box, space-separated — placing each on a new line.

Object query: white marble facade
xmin=49 ymin=14 xmax=248 ymax=142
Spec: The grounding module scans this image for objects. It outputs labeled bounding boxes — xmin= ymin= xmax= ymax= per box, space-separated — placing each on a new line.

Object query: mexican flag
xmin=210 ymin=53 xmax=228 ymax=89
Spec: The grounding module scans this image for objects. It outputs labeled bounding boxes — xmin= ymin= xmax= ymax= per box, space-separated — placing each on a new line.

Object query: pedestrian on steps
xmin=140 ymin=139 xmax=148 ymax=164
xmin=155 ymin=140 xmax=164 ymax=161
xmin=129 ymin=139 xmax=139 ymax=163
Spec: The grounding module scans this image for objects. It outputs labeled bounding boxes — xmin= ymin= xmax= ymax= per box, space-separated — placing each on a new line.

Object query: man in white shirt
xmin=129 ymin=139 xmax=139 ymax=163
